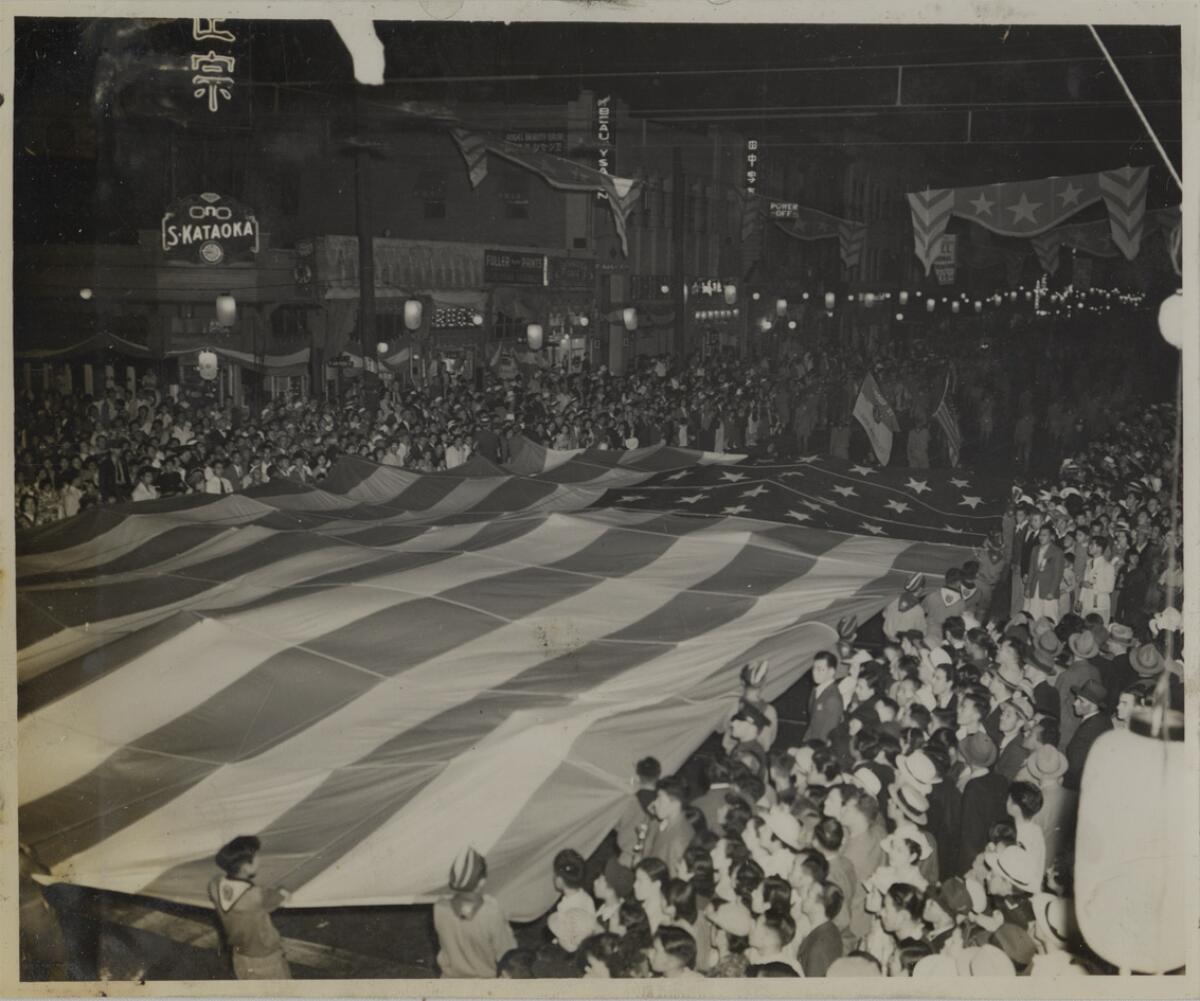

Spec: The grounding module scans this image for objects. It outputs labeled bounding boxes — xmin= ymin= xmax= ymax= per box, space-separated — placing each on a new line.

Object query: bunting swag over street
xmin=906 ymin=165 xmax=1152 ymax=274
xmin=15 ymin=444 xmax=1003 ymax=921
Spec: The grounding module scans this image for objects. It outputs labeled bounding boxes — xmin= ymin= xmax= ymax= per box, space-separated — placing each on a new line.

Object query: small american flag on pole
xmin=933 ymin=364 xmax=963 ymax=467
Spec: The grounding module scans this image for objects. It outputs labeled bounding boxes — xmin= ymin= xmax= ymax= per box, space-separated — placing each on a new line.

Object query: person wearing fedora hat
xmin=955 ymin=734 xmax=1008 ymax=880
xmin=1016 ymin=745 xmax=1076 ymax=870
xmin=1064 ymin=678 xmax=1112 ymax=791
xmin=994 ymin=700 xmax=1033 ymax=780
xmin=1053 ymin=633 xmax=1103 ymax=748
xmin=1094 ymin=622 xmax=1138 ymax=701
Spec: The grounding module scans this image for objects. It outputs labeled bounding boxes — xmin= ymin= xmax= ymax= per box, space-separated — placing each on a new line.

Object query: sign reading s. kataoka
xmin=162 ymin=192 xmax=260 ymax=265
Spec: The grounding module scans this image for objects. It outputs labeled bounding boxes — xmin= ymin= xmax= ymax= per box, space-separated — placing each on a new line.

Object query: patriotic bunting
xmin=450 ymin=128 xmax=642 ymax=255
xmin=16 ymin=445 xmax=985 ymax=922
xmin=773 ymin=206 xmax=869 ymax=269
xmin=1098 ymin=165 xmax=1151 ymax=261
xmin=906 ymin=167 xmax=1151 ymax=274
xmin=1031 ymin=205 xmax=1180 ymax=274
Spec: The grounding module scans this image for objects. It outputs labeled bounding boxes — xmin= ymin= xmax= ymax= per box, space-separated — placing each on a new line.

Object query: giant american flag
xmin=16 ymin=438 xmax=1004 ymax=920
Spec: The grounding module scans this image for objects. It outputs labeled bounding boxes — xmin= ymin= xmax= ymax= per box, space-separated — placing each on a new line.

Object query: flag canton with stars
xmin=593 ymin=455 xmax=1006 ymax=544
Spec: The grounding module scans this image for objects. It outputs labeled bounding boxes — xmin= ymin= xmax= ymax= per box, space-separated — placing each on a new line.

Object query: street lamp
xmin=404 ymin=299 xmax=423 ymax=331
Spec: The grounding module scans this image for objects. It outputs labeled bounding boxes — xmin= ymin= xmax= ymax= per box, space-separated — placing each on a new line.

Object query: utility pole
xmin=671 ymin=146 xmax=686 ymax=358
xmin=353 ymin=93 xmax=379 ymax=412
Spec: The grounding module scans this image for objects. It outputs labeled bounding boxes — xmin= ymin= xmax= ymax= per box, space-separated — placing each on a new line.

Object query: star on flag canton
xmin=589 ymin=455 xmax=1009 ymax=544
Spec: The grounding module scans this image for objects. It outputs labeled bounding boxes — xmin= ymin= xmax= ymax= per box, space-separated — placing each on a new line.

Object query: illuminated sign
xmin=596 ymin=96 xmax=614 ymax=200
xmin=161 ymin=192 xmax=260 ymax=265
xmin=745 ymin=140 xmax=759 ymax=194
xmin=190 ymin=18 xmax=237 ymax=113
xmin=770 ymin=201 xmax=799 ymax=218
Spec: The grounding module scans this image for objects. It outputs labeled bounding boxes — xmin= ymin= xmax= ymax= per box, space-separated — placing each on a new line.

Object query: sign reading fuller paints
xmin=162 ymin=192 xmax=260 ymax=265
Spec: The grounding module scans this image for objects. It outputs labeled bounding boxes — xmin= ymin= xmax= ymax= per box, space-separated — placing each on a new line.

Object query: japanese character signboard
xmin=190 ymin=17 xmax=237 ymax=113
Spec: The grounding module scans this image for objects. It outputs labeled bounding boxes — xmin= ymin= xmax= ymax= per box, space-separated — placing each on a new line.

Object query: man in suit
xmin=1011 ymin=506 xmax=1039 ymax=618
xmin=1064 ymin=679 xmax=1113 ymax=791
xmin=803 ymin=651 xmax=844 ymax=743
xmin=994 ymin=699 xmax=1032 ymax=779
xmin=643 ymin=776 xmax=694 ymax=875
xmin=956 ymin=733 xmax=1008 ymax=877
xmin=1024 ymin=525 xmax=1065 ymax=622
xmin=1054 ymin=630 xmax=1103 ymax=749
xmin=796 ymin=881 xmax=845 ymax=976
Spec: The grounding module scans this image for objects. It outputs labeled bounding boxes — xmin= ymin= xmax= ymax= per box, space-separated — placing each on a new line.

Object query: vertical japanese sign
xmin=190 ymin=17 xmax=237 ymax=113
xmin=745 ymin=139 xmax=759 ymax=194
xmin=933 ymin=235 xmax=957 ymax=286
xmin=595 ymin=95 xmax=614 ymax=201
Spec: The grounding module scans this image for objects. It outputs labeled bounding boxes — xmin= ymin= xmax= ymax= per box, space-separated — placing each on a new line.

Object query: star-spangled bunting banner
xmin=1031 ymin=205 xmax=1181 ymax=274
xmin=906 ymin=166 xmax=1151 ymax=274
xmin=773 ymin=206 xmax=869 ymax=269
xmin=450 ymin=128 xmax=642 ymax=255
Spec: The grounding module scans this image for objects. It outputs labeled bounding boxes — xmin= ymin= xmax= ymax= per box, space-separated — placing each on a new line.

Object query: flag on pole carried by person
xmin=852 ymin=373 xmax=901 ymax=466
xmin=933 ymin=365 xmax=963 ymax=467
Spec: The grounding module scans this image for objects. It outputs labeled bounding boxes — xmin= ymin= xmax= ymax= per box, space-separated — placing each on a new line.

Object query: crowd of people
xmin=12 ymin=312 xmax=1166 ymax=528
xmin=192 ymin=399 xmax=1184 ymax=980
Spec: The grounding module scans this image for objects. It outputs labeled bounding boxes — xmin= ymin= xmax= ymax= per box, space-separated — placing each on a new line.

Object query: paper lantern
xmin=215 ymin=293 xmax=237 ymax=326
xmin=403 ymin=299 xmax=423 ymax=331
xmin=197 ymin=349 xmax=219 ymax=381
xmin=751 ymin=291 xmax=761 ymax=301
xmin=1075 ymin=716 xmax=1188 ymax=972
xmin=775 ymin=298 xmax=787 ymax=316
xmin=973 ymin=300 xmax=982 ymax=314
xmin=801 ymin=292 xmax=810 ymax=301
xmin=1009 ymin=291 xmax=1018 ymax=301
xmin=1158 ymin=290 xmax=1183 ymax=349
xmin=894 ymin=312 xmax=904 ymax=322
xmin=526 ymin=324 xmax=544 ymax=350
xmin=719 ymin=283 xmax=735 ymax=305
xmin=377 ymin=341 xmax=389 ymax=354
xmin=759 ymin=317 xmax=772 ymax=332
xmin=951 ymin=301 xmax=961 ymax=314
xmin=824 ymin=292 xmax=837 ymax=311
xmin=473 ymin=312 xmax=484 ymax=326
xmin=662 ymin=284 xmax=672 ymax=295
xmin=898 ymin=291 xmax=908 ymax=306
xmin=1025 ymin=290 xmax=1034 ymax=301
xmin=863 ymin=292 xmax=876 ymax=308
xmin=926 ymin=298 xmax=935 ymax=313
xmin=578 ymin=315 xmax=589 ymax=328
xmin=622 ymin=307 xmax=638 ymax=331
xmin=787 ymin=320 xmax=797 ymax=330
xmin=79 ymin=287 xmax=93 ymax=301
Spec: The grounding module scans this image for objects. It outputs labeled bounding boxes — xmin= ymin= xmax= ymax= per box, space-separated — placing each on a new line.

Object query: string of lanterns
xmin=748 ymin=279 xmax=1152 ymax=330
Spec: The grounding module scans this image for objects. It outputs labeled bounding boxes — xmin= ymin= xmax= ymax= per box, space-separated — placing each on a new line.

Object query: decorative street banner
xmin=906 ymin=165 xmax=1151 ymax=274
xmin=450 ymin=128 xmax=641 ymax=255
xmin=773 ymin=205 xmax=869 ymax=270
xmin=1031 ymin=205 xmax=1181 ymax=274
xmin=161 ymin=192 xmax=260 ymax=265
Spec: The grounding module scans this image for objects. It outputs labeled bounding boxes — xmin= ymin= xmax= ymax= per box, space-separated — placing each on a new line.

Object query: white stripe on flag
xmin=48 ymin=521 xmax=750 ymax=898
xmin=284 ymin=535 xmax=915 ymax=906
xmin=19 ymin=516 xmax=622 ymax=799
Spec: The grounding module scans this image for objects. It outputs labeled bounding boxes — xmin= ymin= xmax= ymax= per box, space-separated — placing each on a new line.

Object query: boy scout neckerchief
xmin=216 ymin=876 xmax=253 ymax=913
